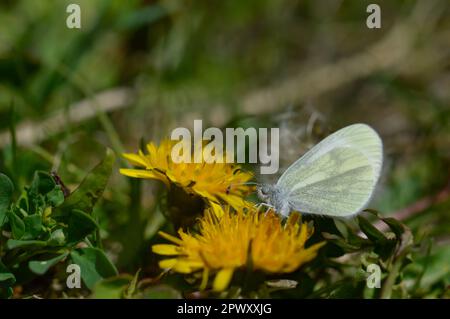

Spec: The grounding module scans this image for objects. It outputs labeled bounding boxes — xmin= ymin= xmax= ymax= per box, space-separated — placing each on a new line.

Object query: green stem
xmin=380 ymin=258 xmax=402 ymax=299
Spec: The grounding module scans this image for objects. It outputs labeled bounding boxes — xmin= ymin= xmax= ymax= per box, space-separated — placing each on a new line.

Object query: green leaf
xmin=6 ymin=239 xmax=47 ymax=249
xmin=124 ymin=269 xmax=140 ymax=298
xmin=46 ymin=185 xmax=65 ymax=207
xmin=380 ymin=217 xmax=406 ymax=239
xmin=56 ymin=149 xmax=115 ymax=216
xmin=333 ymin=219 xmax=372 ymax=247
xmin=8 ymin=211 xmax=25 ymax=239
xmin=48 ymin=229 xmax=66 ymax=246
xmin=322 ymin=232 xmax=363 ymax=252
xmin=357 ymin=215 xmax=388 ymax=244
xmin=0 ymin=287 xmax=13 ymax=299
xmin=23 ymin=214 xmax=43 ymax=238
xmin=139 ymin=285 xmax=182 ymax=299
xmin=333 ymin=219 xmax=349 ymax=239
xmin=30 ymin=171 xmax=56 ymax=196
xmin=366 ymin=209 xmax=408 ymax=241
xmin=66 ymin=209 xmax=99 ymax=244
xmin=0 ymin=260 xmax=16 ymax=287
xmin=0 ymin=273 xmax=15 ymax=282
xmin=0 ymin=259 xmax=15 ymax=299
xmin=92 ymin=275 xmax=133 ymax=299
xmin=0 ymin=173 xmax=14 ymax=226
xmin=70 ymin=247 xmax=118 ymax=290
xmin=29 ymin=253 xmax=68 ymax=275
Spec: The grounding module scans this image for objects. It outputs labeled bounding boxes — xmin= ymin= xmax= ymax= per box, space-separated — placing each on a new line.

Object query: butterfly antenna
xmin=225 ymin=182 xmax=260 ymax=194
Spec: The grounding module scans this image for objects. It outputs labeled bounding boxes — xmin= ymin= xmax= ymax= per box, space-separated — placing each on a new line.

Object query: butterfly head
xmin=257 ymin=184 xmax=292 ymax=216
xmin=256 ymin=184 xmax=275 ymax=202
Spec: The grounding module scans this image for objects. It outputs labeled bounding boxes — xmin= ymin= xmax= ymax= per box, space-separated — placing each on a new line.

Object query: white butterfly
xmin=257 ymin=123 xmax=383 ymax=217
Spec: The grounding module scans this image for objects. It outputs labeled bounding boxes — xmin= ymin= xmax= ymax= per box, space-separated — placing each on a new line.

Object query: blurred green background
xmin=0 ymin=0 xmax=448 ymax=297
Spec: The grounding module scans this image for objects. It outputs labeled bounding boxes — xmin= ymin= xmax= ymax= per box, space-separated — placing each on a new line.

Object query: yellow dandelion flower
xmin=152 ymin=204 xmax=326 ymax=292
xmin=120 ymin=140 xmax=253 ymax=210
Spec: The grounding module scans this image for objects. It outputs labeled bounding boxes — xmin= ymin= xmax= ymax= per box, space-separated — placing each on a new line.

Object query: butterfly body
xmin=257 ymin=123 xmax=383 ymax=218
xmin=257 ymin=184 xmax=291 ymax=216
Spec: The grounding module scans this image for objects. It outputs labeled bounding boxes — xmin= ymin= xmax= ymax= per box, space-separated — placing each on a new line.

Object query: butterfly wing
xmin=277 ymin=124 xmax=383 ymax=217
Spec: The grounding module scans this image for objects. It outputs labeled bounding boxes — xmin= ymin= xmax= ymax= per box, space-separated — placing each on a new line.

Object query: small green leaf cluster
xmin=0 ymin=150 xmax=117 ymax=298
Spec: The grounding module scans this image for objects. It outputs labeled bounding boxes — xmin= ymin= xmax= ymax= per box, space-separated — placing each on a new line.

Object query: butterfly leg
xmin=255 ymin=202 xmax=275 ymax=213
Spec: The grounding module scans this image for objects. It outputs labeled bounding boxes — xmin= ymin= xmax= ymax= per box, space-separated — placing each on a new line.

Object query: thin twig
xmin=0 ymin=87 xmax=134 ymax=148
xmin=375 ymin=181 xmax=450 ymax=232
